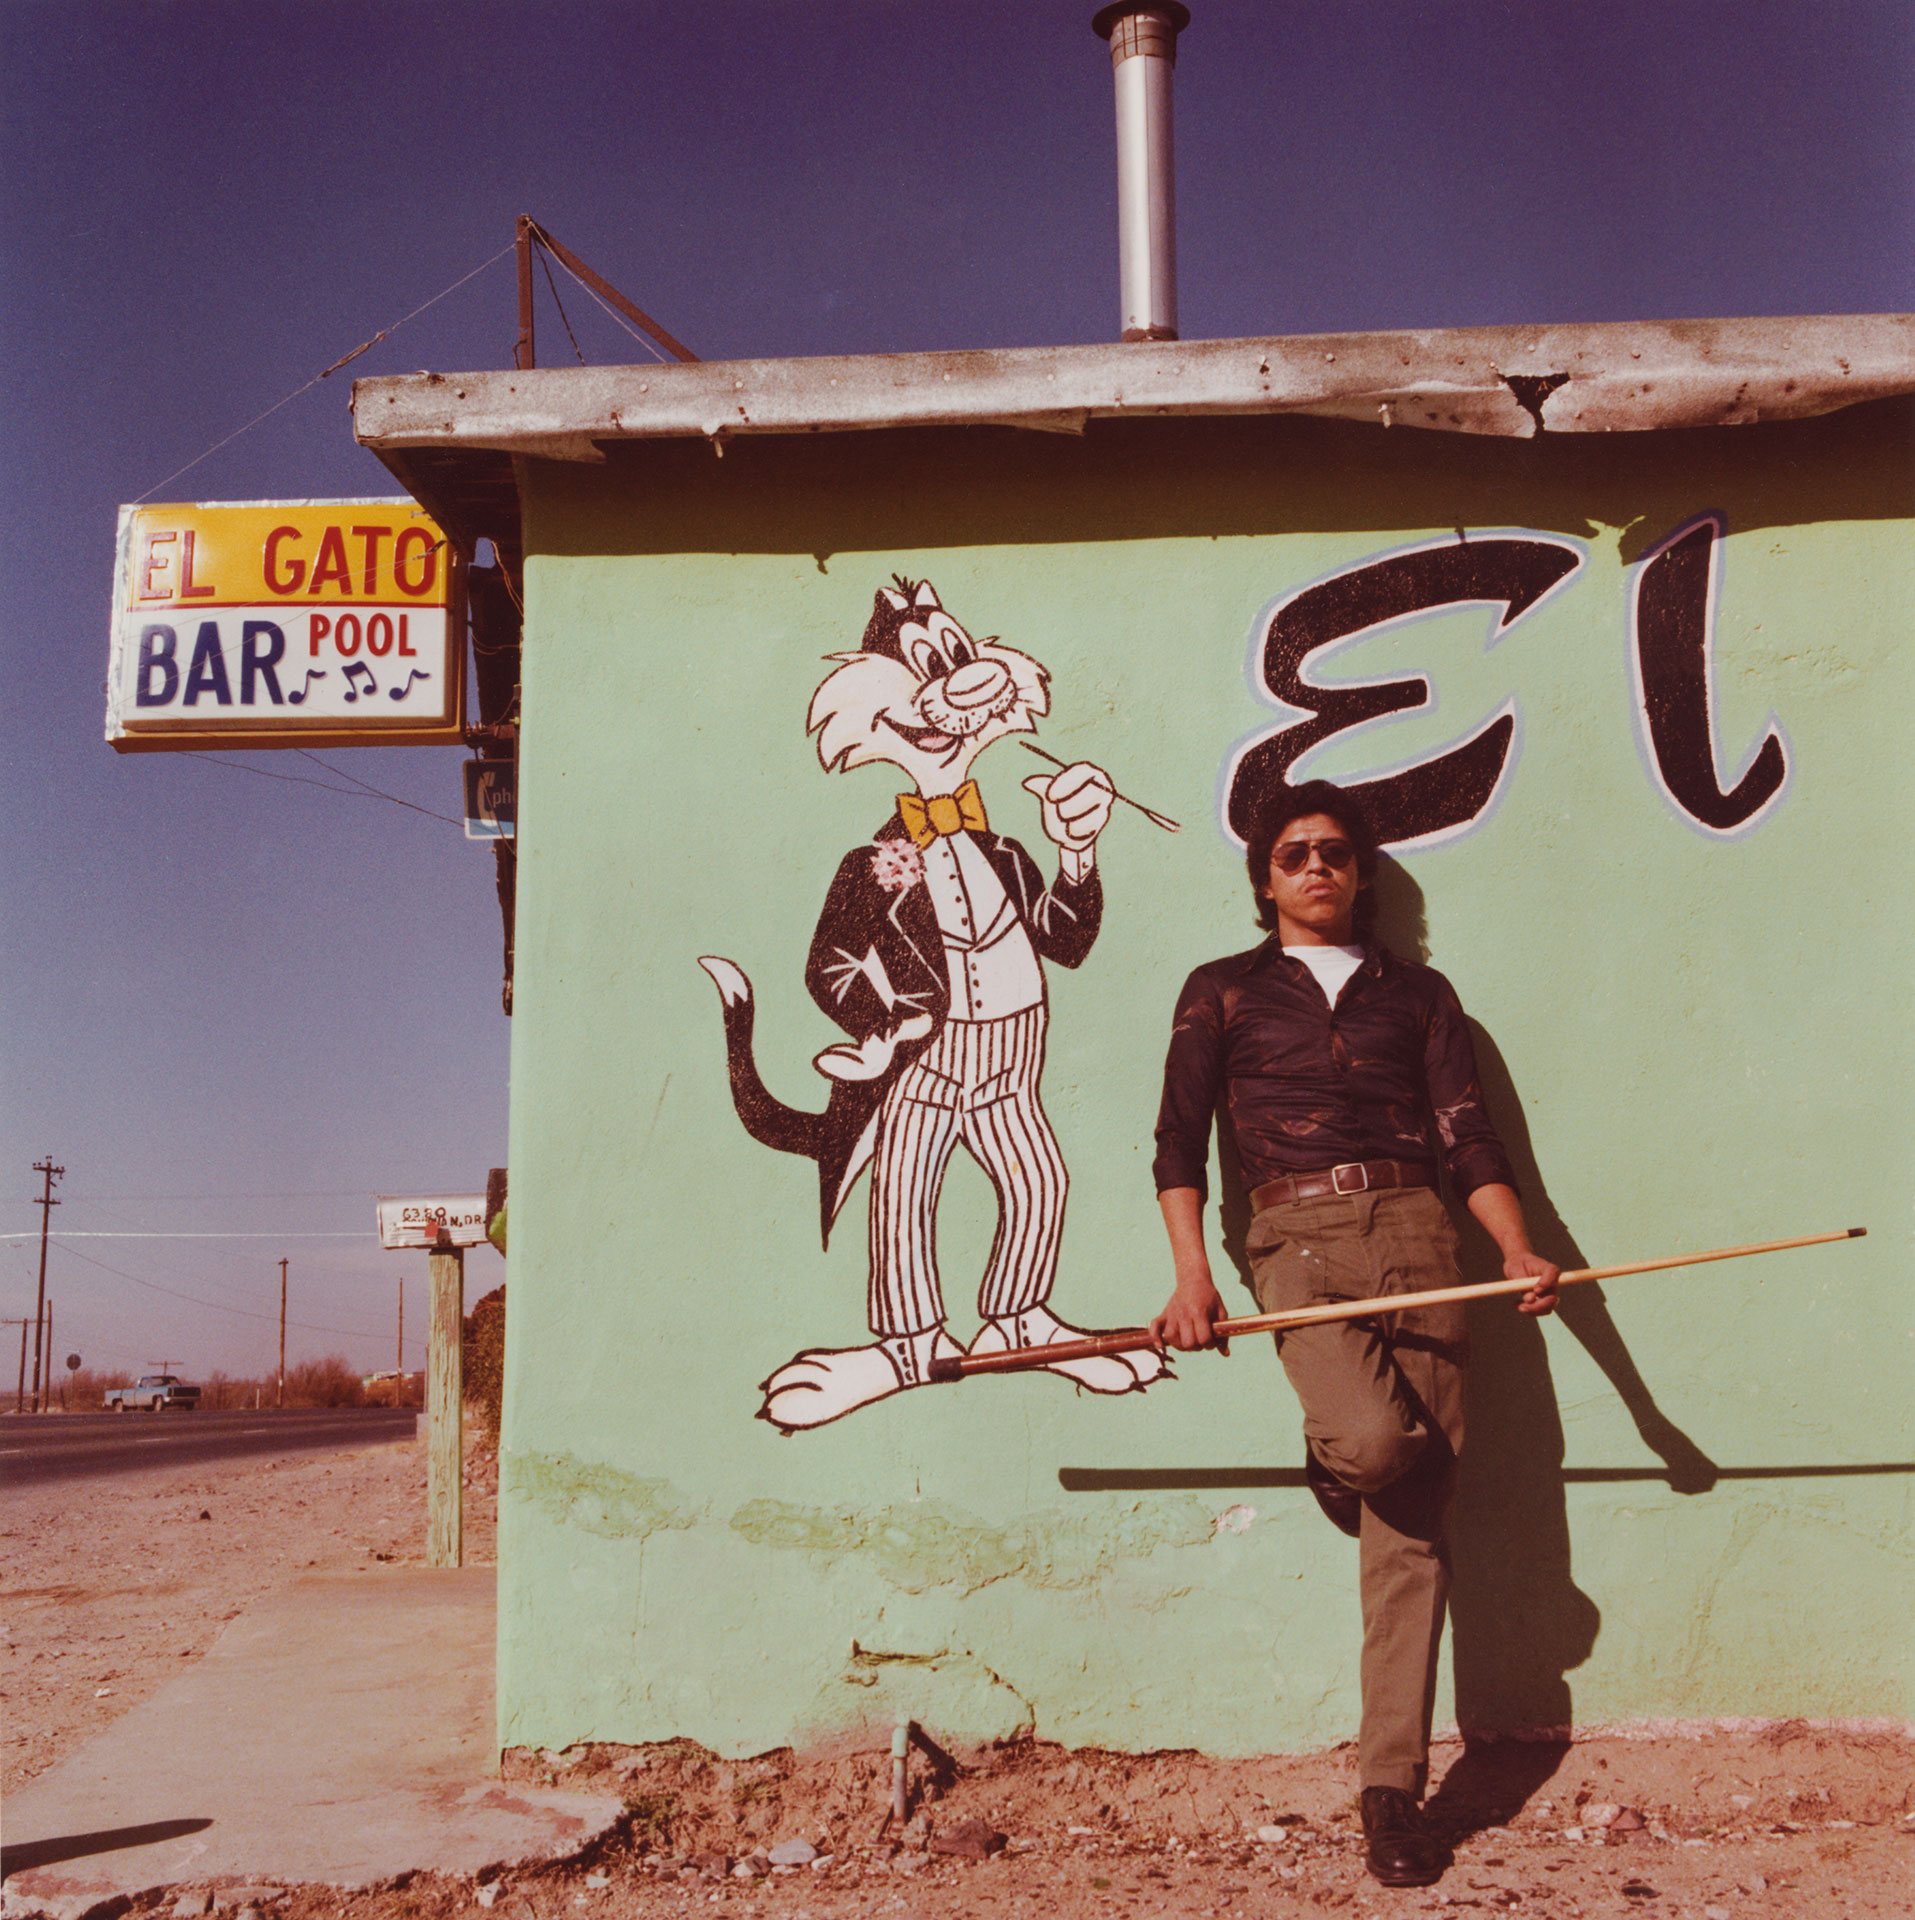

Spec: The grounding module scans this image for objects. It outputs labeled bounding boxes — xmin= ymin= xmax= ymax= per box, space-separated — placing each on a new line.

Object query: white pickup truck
xmin=105 ymin=1374 xmax=201 ymax=1412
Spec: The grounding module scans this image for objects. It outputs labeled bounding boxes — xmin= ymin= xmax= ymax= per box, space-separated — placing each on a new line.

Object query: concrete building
xmin=356 ymin=312 xmax=1914 ymax=1755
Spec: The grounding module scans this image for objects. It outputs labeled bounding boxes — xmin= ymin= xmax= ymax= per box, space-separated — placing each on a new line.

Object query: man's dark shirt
xmin=1152 ymin=938 xmax=1517 ymax=1201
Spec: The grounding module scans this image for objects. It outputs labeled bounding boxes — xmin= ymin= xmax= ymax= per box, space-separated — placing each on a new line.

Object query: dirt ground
xmin=4 ymin=1429 xmax=1911 ymax=1919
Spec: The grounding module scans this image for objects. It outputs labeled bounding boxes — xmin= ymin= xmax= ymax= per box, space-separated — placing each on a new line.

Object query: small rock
xmin=729 ymin=1864 xmax=758 ymax=1882
xmin=582 ymin=1873 xmax=609 ymax=1890
xmin=1740 ymin=1874 xmax=1769 ymax=1893
xmin=809 ymin=1855 xmax=835 ymax=1872
xmin=173 ymin=1893 xmax=213 ymax=1917
xmin=1254 ymin=1826 xmax=1292 ymax=1844
xmin=475 ymin=1886 xmax=501 ymax=1909
xmin=688 ymin=1851 xmax=729 ymax=1877
xmin=1730 ymin=1793 xmax=1755 ymax=1809
xmin=93 ymin=1687 xmax=114 ymax=1699
xmin=236 ymin=1907 xmax=262 ymax=1920
xmin=766 ymin=1839 xmax=816 ymax=1867
xmin=901 ymin=1814 xmax=934 ymax=1850
xmin=1584 ymin=1803 xmax=1621 ymax=1830
xmin=931 ymin=1818 xmax=1006 ymax=1862
xmin=1610 ymin=1806 xmax=1645 ymax=1832
xmin=199 ymin=1510 xmax=212 ymax=1520
xmin=1561 ymin=1826 xmax=1584 ymax=1842
xmin=1705 ymin=1907 xmax=1732 ymax=1920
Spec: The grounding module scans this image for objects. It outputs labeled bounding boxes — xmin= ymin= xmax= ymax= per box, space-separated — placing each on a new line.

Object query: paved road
xmin=0 ymin=1407 xmax=418 ymax=1488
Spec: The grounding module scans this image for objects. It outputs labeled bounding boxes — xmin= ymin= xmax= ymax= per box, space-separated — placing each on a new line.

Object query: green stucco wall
xmin=497 ymin=402 xmax=1912 ymax=1756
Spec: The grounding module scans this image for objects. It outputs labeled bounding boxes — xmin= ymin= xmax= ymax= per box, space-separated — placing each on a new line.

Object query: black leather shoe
xmin=1304 ymin=1445 xmax=1362 ymax=1537
xmin=1359 ymin=1786 xmax=1450 ymax=1888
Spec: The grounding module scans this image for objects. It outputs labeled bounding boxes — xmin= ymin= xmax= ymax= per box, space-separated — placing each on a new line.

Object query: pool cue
xmin=927 ymin=1228 xmax=1866 ymax=1382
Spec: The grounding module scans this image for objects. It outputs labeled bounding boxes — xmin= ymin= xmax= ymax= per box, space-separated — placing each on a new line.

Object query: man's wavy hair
xmin=1245 ymin=779 xmax=1380 ymax=938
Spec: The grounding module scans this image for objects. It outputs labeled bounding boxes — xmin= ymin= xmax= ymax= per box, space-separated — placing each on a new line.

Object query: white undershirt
xmin=1286 ymin=942 xmax=1367 ymax=1007
xmin=921 ymin=835 xmax=1045 ymax=1021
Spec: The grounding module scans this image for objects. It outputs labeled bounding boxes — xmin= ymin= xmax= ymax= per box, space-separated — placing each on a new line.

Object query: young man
xmin=1150 ymin=779 xmax=1559 ymax=1889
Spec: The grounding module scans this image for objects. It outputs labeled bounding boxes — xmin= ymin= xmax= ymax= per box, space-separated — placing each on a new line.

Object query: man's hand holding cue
xmin=1150 ymin=1186 xmax=1230 ymax=1351
xmin=1467 ymin=1180 xmax=1562 ymax=1314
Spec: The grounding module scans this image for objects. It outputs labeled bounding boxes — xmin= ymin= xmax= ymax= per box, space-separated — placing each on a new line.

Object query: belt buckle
xmin=1331 ymin=1162 xmax=1369 ymax=1195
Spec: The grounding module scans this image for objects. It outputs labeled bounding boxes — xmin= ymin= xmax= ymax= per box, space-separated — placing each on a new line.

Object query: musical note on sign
xmin=341 ymin=662 xmax=378 ymax=702
xmin=388 ymin=670 xmax=431 ymax=702
xmin=286 ymin=668 xmax=327 ymax=706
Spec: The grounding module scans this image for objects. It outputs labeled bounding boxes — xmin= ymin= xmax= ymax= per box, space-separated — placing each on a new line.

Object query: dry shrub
xmin=464 ymin=1285 xmax=505 ymax=1439
xmin=282 ymin=1354 xmax=367 ymax=1408
xmin=60 ymin=1367 xmax=131 ymax=1410
xmin=363 ymin=1371 xmax=423 ymax=1408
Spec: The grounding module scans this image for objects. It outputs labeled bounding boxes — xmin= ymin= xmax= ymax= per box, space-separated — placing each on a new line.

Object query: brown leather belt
xmin=1249 ymin=1160 xmax=1435 ymax=1212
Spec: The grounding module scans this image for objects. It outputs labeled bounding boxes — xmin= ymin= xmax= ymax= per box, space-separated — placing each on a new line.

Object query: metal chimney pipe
xmin=1092 ymin=2 xmax=1190 ymax=342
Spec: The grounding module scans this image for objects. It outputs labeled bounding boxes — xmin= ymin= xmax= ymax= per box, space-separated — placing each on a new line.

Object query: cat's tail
xmin=696 ymin=957 xmax=827 ymax=1161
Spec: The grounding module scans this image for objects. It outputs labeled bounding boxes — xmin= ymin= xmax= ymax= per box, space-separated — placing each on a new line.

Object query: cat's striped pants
xmin=867 ymin=1006 xmax=1066 ymax=1337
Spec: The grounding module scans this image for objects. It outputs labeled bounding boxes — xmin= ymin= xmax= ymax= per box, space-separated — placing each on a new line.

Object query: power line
xmin=292 ymin=749 xmax=465 ymax=826
xmin=182 ymin=752 xmax=463 ymax=827
xmin=134 ymin=239 xmax=517 ymax=503
xmin=535 ymin=243 xmax=588 ymax=366
xmin=5 ymin=1189 xmax=377 ymax=1202
xmin=44 ymin=1238 xmax=389 ymax=1342
xmin=543 ymin=248 xmax=673 ymax=365
xmin=0 ymin=1231 xmax=368 ymax=1241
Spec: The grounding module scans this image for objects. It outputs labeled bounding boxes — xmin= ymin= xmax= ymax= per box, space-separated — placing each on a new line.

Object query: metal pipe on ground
xmin=891 ymin=1719 xmax=911 ymax=1824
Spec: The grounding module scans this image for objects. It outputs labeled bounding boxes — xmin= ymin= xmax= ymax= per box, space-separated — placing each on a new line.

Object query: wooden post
xmin=426 ymin=1241 xmax=464 ymax=1566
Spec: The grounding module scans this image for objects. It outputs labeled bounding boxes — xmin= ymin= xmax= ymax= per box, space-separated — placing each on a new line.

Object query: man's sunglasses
xmin=1270 ymin=837 xmax=1356 ymax=875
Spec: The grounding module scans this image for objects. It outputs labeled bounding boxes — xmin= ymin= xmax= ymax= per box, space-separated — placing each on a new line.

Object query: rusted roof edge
xmin=352 ymin=314 xmax=1915 ymax=463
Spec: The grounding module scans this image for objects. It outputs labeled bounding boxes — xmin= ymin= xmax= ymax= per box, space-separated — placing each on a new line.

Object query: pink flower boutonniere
xmin=871 ymin=835 xmax=924 ymax=894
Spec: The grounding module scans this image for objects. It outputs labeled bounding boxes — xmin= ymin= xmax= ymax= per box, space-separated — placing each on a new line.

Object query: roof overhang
xmin=352 ymin=313 xmax=1915 ymax=557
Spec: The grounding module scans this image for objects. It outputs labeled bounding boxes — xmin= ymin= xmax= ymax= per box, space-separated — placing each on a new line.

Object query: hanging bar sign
xmin=105 ymin=498 xmax=464 ymax=751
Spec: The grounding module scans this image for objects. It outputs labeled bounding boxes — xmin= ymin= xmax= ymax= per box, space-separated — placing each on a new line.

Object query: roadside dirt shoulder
xmin=0 ymin=1422 xmax=498 ymax=1795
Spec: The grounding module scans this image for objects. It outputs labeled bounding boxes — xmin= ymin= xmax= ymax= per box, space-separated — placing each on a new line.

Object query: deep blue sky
xmin=3 ymin=1 xmax=1910 ymax=1381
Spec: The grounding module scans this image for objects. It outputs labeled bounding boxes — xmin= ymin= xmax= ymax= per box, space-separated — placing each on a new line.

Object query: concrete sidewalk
xmin=1 ymin=1568 xmax=621 ymax=1908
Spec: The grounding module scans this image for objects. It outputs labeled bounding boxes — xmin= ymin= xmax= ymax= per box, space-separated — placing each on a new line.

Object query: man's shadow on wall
xmin=1217 ymin=857 xmax=1720 ymax=1836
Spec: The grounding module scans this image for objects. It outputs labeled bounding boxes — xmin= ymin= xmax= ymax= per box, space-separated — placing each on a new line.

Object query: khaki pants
xmin=1248 ymin=1186 xmax=1468 ymax=1797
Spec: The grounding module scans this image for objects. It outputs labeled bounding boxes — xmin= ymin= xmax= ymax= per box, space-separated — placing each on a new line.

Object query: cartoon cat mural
xmin=700 ymin=578 xmax=1170 ymax=1431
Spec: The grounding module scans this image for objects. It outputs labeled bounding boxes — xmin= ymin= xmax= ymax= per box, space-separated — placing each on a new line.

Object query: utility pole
xmin=397 ymin=1277 xmax=404 ymax=1377
xmin=278 ymin=1258 xmax=288 ymax=1408
xmin=30 ymin=1158 xmax=63 ymax=1414
xmin=10 ymin=1319 xmax=27 ymax=1412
